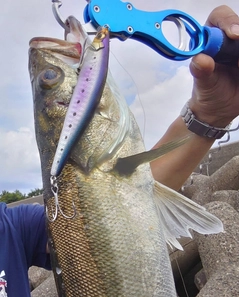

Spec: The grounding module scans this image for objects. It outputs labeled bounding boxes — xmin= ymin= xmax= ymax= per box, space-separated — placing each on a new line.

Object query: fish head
xmin=29 ymin=39 xmax=80 ymax=157
xmin=29 ymin=18 xmax=85 ymax=192
xmin=29 ymin=17 xmax=131 ymax=181
xmin=29 ymin=16 xmax=96 ymax=147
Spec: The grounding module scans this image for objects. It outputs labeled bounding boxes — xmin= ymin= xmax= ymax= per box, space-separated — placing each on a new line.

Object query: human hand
xmin=189 ymin=5 xmax=239 ymax=128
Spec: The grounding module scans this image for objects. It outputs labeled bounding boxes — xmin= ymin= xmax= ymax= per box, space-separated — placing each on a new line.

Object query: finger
xmin=205 ymin=5 xmax=239 ymax=39
xmin=189 ymin=54 xmax=215 ymax=79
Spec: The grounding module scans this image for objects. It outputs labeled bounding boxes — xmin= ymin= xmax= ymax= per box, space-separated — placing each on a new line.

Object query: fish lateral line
xmin=113 ymin=134 xmax=192 ymax=176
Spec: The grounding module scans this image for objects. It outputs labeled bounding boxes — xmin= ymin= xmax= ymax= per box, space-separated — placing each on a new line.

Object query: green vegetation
xmin=0 ymin=188 xmax=43 ymax=204
xmin=27 ymin=188 xmax=44 ymax=197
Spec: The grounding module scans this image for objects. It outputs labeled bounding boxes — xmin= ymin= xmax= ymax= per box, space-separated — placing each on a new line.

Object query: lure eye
xmin=38 ymin=67 xmax=64 ymax=89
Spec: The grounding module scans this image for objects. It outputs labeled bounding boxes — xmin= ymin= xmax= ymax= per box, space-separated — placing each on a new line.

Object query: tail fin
xmin=153 ymin=181 xmax=223 ymax=250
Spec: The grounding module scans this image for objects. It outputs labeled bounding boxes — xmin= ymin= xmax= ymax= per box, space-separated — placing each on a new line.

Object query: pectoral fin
xmin=153 ymin=181 xmax=223 ymax=250
xmin=113 ymin=135 xmax=191 ymax=176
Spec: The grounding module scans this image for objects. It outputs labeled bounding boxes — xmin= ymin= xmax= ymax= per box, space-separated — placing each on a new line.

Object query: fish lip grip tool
xmin=83 ymin=0 xmax=239 ymax=66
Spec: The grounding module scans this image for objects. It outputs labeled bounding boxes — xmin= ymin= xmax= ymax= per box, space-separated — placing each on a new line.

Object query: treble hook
xmin=52 ymin=0 xmax=68 ymax=30
xmin=46 ymin=176 xmax=77 ymax=222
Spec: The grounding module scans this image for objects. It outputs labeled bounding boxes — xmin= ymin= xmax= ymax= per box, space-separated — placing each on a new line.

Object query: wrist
xmin=181 ymin=102 xmax=231 ymax=139
xmin=188 ymin=99 xmax=232 ymax=128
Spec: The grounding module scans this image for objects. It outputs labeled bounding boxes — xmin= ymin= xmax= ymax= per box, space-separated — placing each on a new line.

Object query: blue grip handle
xmin=203 ymin=26 xmax=239 ymax=66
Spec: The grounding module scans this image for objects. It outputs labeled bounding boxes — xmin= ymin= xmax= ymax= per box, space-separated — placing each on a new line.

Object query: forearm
xmin=151 ymin=5 xmax=239 ymax=191
xmin=150 ymin=115 xmax=215 ymax=191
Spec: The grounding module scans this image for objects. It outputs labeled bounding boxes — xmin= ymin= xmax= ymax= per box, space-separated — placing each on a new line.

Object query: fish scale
xmin=47 ymin=166 xmax=107 ymax=296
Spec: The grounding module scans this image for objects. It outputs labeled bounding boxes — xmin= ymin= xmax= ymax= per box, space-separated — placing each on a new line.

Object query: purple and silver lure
xmin=51 ymin=27 xmax=110 ymax=177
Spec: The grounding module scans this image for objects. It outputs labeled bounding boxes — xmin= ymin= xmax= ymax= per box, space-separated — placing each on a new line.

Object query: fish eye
xmin=38 ymin=67 xmax=64 ymax=89
xmin=43 ymin=69 xmax=58 ymax=80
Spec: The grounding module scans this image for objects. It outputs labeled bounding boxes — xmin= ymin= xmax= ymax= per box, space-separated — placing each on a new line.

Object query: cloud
xmin=130 ymin=65 xmax=193 ymax=149
xmin=0 ymin=127 xmax=42 ymax=194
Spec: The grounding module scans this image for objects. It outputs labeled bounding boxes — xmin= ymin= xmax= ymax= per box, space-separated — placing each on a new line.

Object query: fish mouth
xmin=64 ymin=15 xmax=89 ymax=44
xmin=29 ymin=17 xmax=90 ymax=110
xmin=29 ymin=37 xmax=82 ymax=66
xmin=29 ymin=16 xmax=89 ymax=66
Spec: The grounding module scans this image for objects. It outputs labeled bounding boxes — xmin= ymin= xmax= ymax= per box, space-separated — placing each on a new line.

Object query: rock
xmin=194 ymin=141 xmax=239 ymax=176
xmin=212 ymin=190 xmax=239 ymax=212
xmin=176 ymin=262 xmax=202 ymax=297
xmin=196 ymin=264 xmax=239 ymax=297
xmin=194 ymin=269 xmax=207 ymax=291
xmin=183 ymin=156 xmax=239 ymax=205
xmin=194 ymin=201 xmax=239 ymax=296
xmin=31 ymin=272 xmax=58 ymax=297
xmin=170 ymin=238 xmax=200 ymax=283
xmin=29 ymin=266 xmax=52 ymax=289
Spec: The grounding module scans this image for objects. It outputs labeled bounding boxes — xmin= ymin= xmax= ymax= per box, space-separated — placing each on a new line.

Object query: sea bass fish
xmin=29 ymin=16 xmax=223 ymax=297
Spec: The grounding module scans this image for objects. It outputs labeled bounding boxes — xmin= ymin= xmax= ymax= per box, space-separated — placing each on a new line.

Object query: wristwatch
xmin=180 ymin=103 xmax=229 ymax=139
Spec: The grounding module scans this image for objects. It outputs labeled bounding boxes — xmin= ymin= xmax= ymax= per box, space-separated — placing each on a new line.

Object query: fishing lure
xmin=50 ymin=26 xmax=110 ymax=177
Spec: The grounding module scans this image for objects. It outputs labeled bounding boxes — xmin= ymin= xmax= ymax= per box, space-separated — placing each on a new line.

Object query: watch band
xmin=180 ymin=103 xmax=229 ymax=139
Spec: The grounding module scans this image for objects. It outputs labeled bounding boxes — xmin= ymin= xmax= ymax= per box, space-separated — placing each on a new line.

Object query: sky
xmin=0 ymin=0 xmax=238 ymax=194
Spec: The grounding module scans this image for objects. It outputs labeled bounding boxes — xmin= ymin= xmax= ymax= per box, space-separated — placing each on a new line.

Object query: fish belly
xmin=47 ymin=162 xmax=176 ymax=297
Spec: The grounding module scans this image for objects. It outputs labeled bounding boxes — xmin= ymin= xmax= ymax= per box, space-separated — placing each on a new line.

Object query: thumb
xmin=189 ymin=53 xmax=215 ymax=79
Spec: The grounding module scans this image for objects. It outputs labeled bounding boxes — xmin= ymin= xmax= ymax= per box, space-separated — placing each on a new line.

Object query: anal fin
xmin=153 ymin=181 xmax=223 ymax=250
